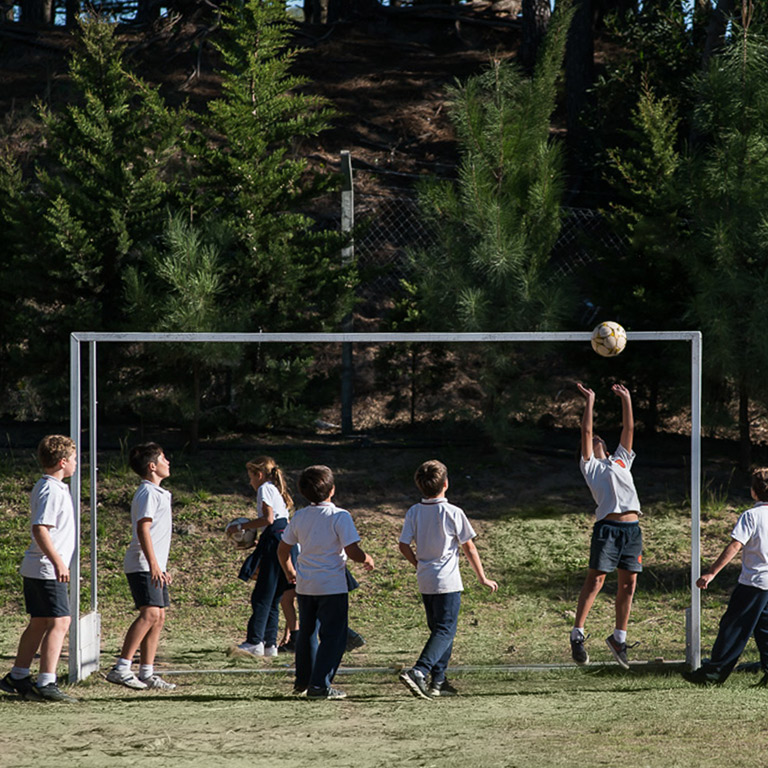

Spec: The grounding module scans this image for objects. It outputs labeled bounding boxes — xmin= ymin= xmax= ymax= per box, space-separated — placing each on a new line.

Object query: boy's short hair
xmin=299 ymin=465 xmax=334 ymax=504
xmin=129 ymin=442 xmax=164 ymax=479
xmin=415 ymin=460 xmax=448 ymax=498
xmin=752 ymin=468 xmax=768 ymax=502
xmin=37 ymin=435 xmax=76 ymax=469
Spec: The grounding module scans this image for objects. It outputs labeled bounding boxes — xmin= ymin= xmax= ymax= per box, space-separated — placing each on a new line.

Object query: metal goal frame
xmin=68 ymin=330 xmax=703 ymax=681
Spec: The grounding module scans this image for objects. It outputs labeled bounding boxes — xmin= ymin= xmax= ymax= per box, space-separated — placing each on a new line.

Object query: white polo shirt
xmin=20 ymin=475 xmax=76 ymax=580
xmin=124 ymin=480 xmax=173 ymax=573
xmin=258 ymin=481 xmax=289 ymax=520
xmin=732 ymin=502 xmax=768 ymax=590
xmin=281 ymin=502 xmax=360 ymax=596
xmin=580 ymin=443 xmax=642 ymax=521
xmin=399 ymin=497 xmax=476 ymax=594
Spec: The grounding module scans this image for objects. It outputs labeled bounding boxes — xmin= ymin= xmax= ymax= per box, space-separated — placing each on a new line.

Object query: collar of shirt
xmin=421 ymin=497 xmax=447 ymax=504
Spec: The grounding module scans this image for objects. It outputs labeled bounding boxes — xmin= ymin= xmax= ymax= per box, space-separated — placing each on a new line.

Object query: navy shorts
xmin=589 ymin=520 xmax=643 ymax=573
xmin=23 ymin=577 xmax=70 ymax=618
xmin=126 ymin=571 xmax=170 ymax=609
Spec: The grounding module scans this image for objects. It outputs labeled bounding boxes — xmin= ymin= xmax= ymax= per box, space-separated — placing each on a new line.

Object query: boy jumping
xmin=106 ymin=443 xmax=176 ymax=690
xmin=571 ymin=383 xmax=643 ymax=669
xmin=398 ymin=460 xmax=498 ymax=699
xmin=0 ymin=435 xmax=79 ymax=702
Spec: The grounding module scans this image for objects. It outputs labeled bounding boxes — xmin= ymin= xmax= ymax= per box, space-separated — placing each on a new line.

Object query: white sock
xmin=115 ymin=657 xmax=132 ymax=673
xmin=614 ymin=629 xmax=627 ymax=644
xmin=571 ymin=628 xmax=585 ymax=641
xmin=139 ymin=665 xmax=154 ymax=680
xmin=10 ymin=666 xmax=30 ymax=680
xmin=37 ymin=672 xmax=56 ymax=687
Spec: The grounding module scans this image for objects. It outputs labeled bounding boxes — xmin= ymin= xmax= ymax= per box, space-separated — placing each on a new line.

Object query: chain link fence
xmin=347 ymin=170 xmax=628 ymax=313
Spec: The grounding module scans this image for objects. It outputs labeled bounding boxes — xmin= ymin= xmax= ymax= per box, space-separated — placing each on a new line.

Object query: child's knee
xmin=140 ymin=606 xmax=164 ymax=625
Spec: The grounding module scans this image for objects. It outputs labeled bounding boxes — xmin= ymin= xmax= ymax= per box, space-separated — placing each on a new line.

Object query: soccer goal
xmin=68 ymin=330 xmax=703 ymax=681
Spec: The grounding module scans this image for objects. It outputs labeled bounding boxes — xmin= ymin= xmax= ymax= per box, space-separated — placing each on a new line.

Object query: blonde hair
xmin=37 ymin=435 xmax=76 ymax=469
xmin=247 ymin=456 xmax=294 ymax=511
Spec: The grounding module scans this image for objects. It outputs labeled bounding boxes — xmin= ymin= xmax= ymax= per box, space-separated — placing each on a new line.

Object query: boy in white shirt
xmin=683 ymin=468 xmax=768 ymax=686
xmin=277 ymin=465 xmax=374 ymax=700
xmin=106 ymin=443 xmax=176 ymax=691
xmin=570 ymin=383 xmax=643 ymax=670
xmin=398 ymin=460 xmax=498 ymax=700
xmin=0 ymin=435 xmax=78 ymax=702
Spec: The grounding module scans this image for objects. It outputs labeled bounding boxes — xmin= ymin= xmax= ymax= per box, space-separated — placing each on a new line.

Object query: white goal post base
xmin=68 ymin=330 xmax=702 ymax=682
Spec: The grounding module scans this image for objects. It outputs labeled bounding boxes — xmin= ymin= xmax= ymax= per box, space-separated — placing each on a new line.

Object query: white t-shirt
xmin=124 ymin=480 xmax=173 ymax=573
xmin=399 ymin=497 xmax=476 ymax=594
xmin=281 ymin=502 xmax=360 ymax=595
xmin=258 ymin=481 xmax=289 ymax=520
xmin=580 ymin=444 xmax=642 ymax=521
xmin=732 ymin=501 xmax=768 ymax=590
xmin=20 ymin=475 xmax=76 ymax=580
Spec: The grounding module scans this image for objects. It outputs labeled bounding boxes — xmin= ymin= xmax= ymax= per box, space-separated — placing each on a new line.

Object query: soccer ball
xmin=225 ymin=517 xmax=256 ymax=549
xmin=591 ymin=321 xmax=627 ymax=358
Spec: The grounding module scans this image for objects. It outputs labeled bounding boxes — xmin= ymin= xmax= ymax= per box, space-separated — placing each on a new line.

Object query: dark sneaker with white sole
xmin=605 ymin=635 xmax=633 ymax=669
xmin=0 ymin=673 xmax=37 ymax=698
xmin=571 ymin=634 xmax=589 ymax=665
xmin=307 ymin=686 xmax=347 ymax=700
xmin=428 ymin=678 xmax=459 ymax=697
xmin=399 ymin=668 xmax=431 ymax=700
xmin=34 ymin=683 xmax=79 ymax=702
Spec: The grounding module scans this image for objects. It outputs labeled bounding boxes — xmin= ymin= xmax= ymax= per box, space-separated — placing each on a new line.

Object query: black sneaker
xmin=570 ymin=633 xmax=589 ymax=665
xmin=345 ymin=629 xmax=366 ymax=652
xmin=399 ymin=668 xmax=431 ymax=701
xmin=278 ymin=636 xmax=297 ymax=654
xmin=34 ymin=683 xmax=79 ymax=702
xmin=428 ymin=677 xmax=459 ymax=697
xmin=605 ymin=635 xmax=631 ymax=669
xmin=0 ymin=673 xmax=37 ymax=697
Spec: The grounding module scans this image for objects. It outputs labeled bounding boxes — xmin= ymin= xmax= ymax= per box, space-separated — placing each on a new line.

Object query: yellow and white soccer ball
xmin=225 ymin=517 xmax=256 ymax=549
xmin=591 ymin=321 xmax=627 ymax=358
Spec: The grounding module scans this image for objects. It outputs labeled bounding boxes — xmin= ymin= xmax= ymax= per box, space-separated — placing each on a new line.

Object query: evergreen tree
xmin=410 ymin=0 xmax=574 ymax=427
xmin=683 ymin=22 xmax=768 ymax=468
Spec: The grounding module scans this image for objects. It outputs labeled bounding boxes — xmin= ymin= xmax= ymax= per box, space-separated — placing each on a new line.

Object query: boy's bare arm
xmin=344 ymin=541 xmax=374 ymax=571
xmin=613 ymin=383 xmax=634 ymax=453
xmin=137 ymin=518 xmax=169 ymax=586
xmin=461 ymin=539 xmax=498 ymax=592
xmin=277 ymin=541 xmax=296 ymax=583
xmin=32 ymin=524 xmax=69 ymax=582
xmin=399 ymin=541 xmax=418 ymax=569
xmin=576 ymin=383 xmax=595 ymax=460
xmin=697 ymin=539 xmax=743 ymax=589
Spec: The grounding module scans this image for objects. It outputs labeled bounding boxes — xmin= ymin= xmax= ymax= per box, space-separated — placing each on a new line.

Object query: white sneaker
xmin=264 ymin=645 xmax=278 ymax=657
xmin=106 ymin=667 xmax=148 ymax=689
xmin=139 ymin=674 xmax=177 ymax=691
xmin=233 ymin=642 xmax=264 ymax=657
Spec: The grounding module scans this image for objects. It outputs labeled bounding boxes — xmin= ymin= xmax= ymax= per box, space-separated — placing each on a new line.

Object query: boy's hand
xmin=150 ymin=564 xmax=165 ymax=587
xmin=481 ymin=577 xmax=498 ymax=592
xmin=54 ymin=560 xmax=70 ymax=583
xmin=576 ymin=383 xmax=595 ymax=402
xmin=697 ymin=573 xmax=715 ymax=589
xmin=612 ymin=383 xmax=631 ymax=400
xmin=361 ymin=554 xmax=375 ymax=572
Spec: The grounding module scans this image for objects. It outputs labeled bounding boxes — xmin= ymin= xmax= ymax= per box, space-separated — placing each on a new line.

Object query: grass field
xmin=1 ymin=425 xmax=766 ymax=766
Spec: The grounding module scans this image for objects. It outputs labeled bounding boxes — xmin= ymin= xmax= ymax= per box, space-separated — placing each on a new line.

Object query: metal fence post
xmin=340 ymin=150 xmax=354 ymax=434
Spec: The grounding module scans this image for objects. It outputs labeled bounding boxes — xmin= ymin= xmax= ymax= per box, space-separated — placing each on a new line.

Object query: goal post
xmin=68 ymin=330 xmax=702 ymax=681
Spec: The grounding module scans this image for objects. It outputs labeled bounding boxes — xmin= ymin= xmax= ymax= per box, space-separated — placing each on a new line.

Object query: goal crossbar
xmin=68 ymin=330 xmax=702 ymax=681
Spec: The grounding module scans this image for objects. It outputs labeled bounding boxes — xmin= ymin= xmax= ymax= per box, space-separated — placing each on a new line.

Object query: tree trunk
xmin=520 ymin=0 xmax=551 ymax=73
xmin=565 ymin=0 xmax=594 ymax=157
xmin=701 ymin=0 xmax=734 ymax=67
xmin=20 ymin=0 xmax=54 ymax=26
xmin=738 ymin=375 xmax=751 ymax=473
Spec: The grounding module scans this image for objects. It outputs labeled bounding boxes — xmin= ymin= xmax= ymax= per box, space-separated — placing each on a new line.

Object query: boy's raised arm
xmin=577 ymin=383 xmax=596 ymax=461
xmin=613 ymin=383 xmax=634 ymax=453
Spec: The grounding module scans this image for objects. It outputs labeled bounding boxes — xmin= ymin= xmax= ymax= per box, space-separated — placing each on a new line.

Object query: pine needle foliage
xmin=413 ymin=0 xmax=574 ymax=334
